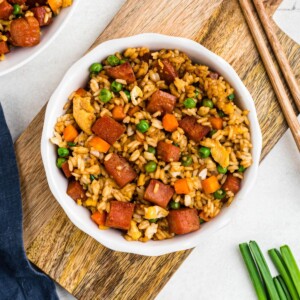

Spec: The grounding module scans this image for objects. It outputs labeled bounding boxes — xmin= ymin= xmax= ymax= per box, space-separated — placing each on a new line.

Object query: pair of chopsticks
xmin=239 ymin=0 xmax=300 ymax=152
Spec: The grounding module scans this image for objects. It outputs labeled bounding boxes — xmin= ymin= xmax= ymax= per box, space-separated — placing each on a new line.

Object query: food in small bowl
xmin=0 ymin=0 xmax=73 ymax=61
xmin=42 ymin=33 xmax=261 ymax=256
xmin=50 ymin=47 xmax=253 ymax=242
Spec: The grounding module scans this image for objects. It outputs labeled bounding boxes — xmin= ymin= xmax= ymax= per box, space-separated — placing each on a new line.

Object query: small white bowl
xmin=0 ymin=0 xmax=79 ymax=77
xmin=41 ymin=33 xmax=262 ymax=256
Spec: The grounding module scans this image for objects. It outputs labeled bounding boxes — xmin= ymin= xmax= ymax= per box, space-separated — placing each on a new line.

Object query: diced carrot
xmin=199 ymin=211 xmax=211 ymax=222
xmin=128 ymin=106 xmax=140 ymax=116
xmin=91 ymin=210 xmax=107 ymax=226
xmin=75 ymin=88 xmax=87 ymax=97
xmin=48 ymin=0 xmax=62 ymax=14
xmin=112 ymin=105 xmax=126 ymax=121
xmin=202 ymin=175 xmax=220 ymax=194
xmin=174 ymin=178 xmax=190 ymax=194
xmin=63 ymin=125 xmax=78 ymax=142
xmin=88 ymin=136 xmax=110 ymax=153
xmin=209 ymin=117 xmax=223 ymax=130
xmin=162 ymin=113 xmax=179 ymax=132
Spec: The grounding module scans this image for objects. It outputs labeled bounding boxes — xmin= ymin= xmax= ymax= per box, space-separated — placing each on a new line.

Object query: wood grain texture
xmin=15 ymin=0 xmax=300 ymax=299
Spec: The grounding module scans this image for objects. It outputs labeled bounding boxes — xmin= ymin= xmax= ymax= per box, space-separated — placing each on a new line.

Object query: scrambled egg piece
xmin=201 ymin=138 xmax=230 ymax=168
xmin=127 ymin=220 xmax=141 ymax=241
xmin=130 ymin=86 xmax=143 ymax=105
xmin=144 ymin=206 xmax=169 ymax=219
xmin=73 ymin=95 xmax=95 ymax=135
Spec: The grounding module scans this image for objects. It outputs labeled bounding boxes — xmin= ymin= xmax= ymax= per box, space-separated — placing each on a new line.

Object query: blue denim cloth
xmin=0 ymin=104 xmax=58 ymax=300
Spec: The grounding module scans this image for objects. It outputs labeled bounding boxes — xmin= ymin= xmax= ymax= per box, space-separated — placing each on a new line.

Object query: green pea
xmin=199 ymin=217 xmax=205 ymax=224
xmin=238 ymin=165 xmax=246 ymax=172
xmin=169 ymin=201 xmax=180 ymax=209
xmin=89 ymin=63 xmax=102 ymax=73
xmin=183 ymin=98 xmax=197 ymax=109
xmin=56 ymin=157 xmax=66 ymax=168
xmin=202 ymin=98 xmax=214 ymax=108
xmin=107 ymin=55 xmax=120 ymax=66
xmin=111 ymin=81 xmax=123 ymax=93
xmin=209 ymin=129 xmax=217 ymax=138
xmin=149 ymin=218 xmax=158 ymax=223
xmin=198 ymin=147 xmax=210 ymax=158
xmin=218 ymin=110 xmax=225 ymax=118
xmin=147 ymin=146 xmax=156 ymax=155
xmin=67 ymin=142 xmax=76 ymax=147
xmin=57 ymin=147 xmax=69 ymax=157
xmin=13 ymin=4 xmax=21 ymax=15
xmin=90 ymin=175 xmax=96 ymax=181
xmin=228 ymin=93 xmax=235 ymax=100
xmin=214 ymin=189 xmax=226 ymax=200
xmin=181 ymin=155 xmax=193 ymax=167
xmin=217 ymin=164 xmax=228 ymax=174
xmin=123 ymin=90 xmax=131 ymax=100
xmin=145 ymin=161 xmax=157 ymax=173
xmin=99 ymin=88 xmax=112 ymax=103
xmin=136 ymin=120 xmax=150 ymax=133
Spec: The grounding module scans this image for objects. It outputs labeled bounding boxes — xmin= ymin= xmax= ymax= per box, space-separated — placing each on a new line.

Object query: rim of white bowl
xmin=41 ymin=33 xmax=262 ymax=256
xmin=0 ymin=0 xmax=80 ymax=77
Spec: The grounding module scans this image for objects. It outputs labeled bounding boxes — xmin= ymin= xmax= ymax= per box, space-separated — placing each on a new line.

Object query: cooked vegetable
xmin=136 ymin=120 xmax=150 ymax=133
xmin=202 ymin=98 xmax=214 ymax=108
xmin=63 ymin=125 xmax=78 ymax=142
xmin=181 ymin=155 xmax=193 ymax=167
xmin=228 ymin=93 xmax=235 ymax=100
xmin=112 ymin=105 xmax=126 ymax=121
xmin=217 ymin=164 xmax=228 ymax=174
xmin=89 ymin=63 xmax=102 ymax=73
xmin=239 ymin=243 xmax=268 ymax=300
xmin=56 ymin=157 xmax=66 ymax=168
xmin=213 ymin=189 xmax=226 ymax=199
xmin=238 ymin=165 xmax=246 ymax=172
xmin=183 ymin=98 xmax=196 ymax=108
xmin=111 ymin=81 xmax=123 ymax=92
xmin=209 ymin=129 xmax=217 ymax=137
xmin=198 ymin=146 xmax=210 ymax=158
xmin=174 ymin=178 xmax=190 ymax=194
xmin=218 ymin=110 xmax=225 ymax=117
xmin=202 ymin=176 xmax=221 ymax=194
xmin=169 ymin=200 xmax=180 ymax=209
xmin=67 ymin=142 xmax=76 ymax=147
xmin=99 ymin=88 xmax=112 ymax=103
xmin=280 ymin=245 xmax=300 ymax=297
xmin=90 ymin=175 xmax=96 ymax=181
xmin=13 ymin=4 xmax=21 ymax=15
xmin=145 ymin=161 xmax=157 ymax=173
xmin=209 ymin=117 xmax=223 ymax=130
xmin=57 ymin=147 xmax=69 ymax=157
xmin=107 ymin=55 xmax=120 ymax=66
xmin=162 ymin=113 xmax=179 ymax=132
xmin=48 ymin=0 xmax=62 ymax=14
xmin=88 ymin=136 xmax=110 ymax=153
xmin=124 ymin=90 xmax=131 ymax=100
xmin=147 ymin=146 xmax=156 ymax=155
xmin=249 ymin=241 xmax=280 ymax=300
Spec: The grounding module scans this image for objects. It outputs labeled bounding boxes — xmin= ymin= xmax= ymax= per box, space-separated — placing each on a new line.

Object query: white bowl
xmin=41 ymin=33 xmax=262 ymax=256
xmin=0 ymin=0 xmax=79 ymax=77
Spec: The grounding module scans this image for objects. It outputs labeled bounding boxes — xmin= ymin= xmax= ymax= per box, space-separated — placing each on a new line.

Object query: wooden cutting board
xmin=15 ymin=0 xmax=300 ymax=299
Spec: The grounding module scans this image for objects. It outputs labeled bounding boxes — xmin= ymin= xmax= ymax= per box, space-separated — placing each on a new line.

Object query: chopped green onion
xmin=249 ymin=241 xmax=280 ymax=300
xmin=90 ymin=175 xmax=96 ymax=181
xmin=277 ymin=276 xmax=292 ymax=300
xmin=228 ymin=93 xmax=235 ymax=100
xmin=239 ymin=243 xmax=268 ymax=300
xmin=67 ymin=142 xmax=76 ymax=147
xmin=280 ymin=245 xmax=300 ymax=297
xmin=268 ymin=249 xmax=299 ymax=300
xmin=199 ymin=218 xmax=205 ymax=224
xmin=274 ymin=277 xmax=288 ymax=300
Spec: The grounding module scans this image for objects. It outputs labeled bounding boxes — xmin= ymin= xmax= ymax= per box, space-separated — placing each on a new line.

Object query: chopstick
xmin=239 ymin=0 xmax=300 ymax=152
xmin=252 ymin=0 xmax=300 ymax=112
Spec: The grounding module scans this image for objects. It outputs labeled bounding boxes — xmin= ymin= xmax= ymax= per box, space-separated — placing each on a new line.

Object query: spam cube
xmin=157 ymin=141 xmax=180 ymax=163
xmin=156 ymin=59 xmax=178 ymax=84
xmin=144 ymin=179 xmax=174 ymax=208
xmin=167 ymin=208 xmax=200 ymax=235
xmin=105 ymin=201 xmax=135 ymax=230
xmin=92 ymin=115 xmax=125 ymax=145
xmin=147 ymin=90 xmax=177 ymax=115
xmin=104 ymin=153 xmax=137 ymax=188
xmin=222 ymin=174 xmax=241 ymax=194
xmin=179 ymin=116 xmax=210 ymax=142
xmin=67 ymin=181 xmax=86 ymax=201
xmin=106 ymin=62 xmax=136 ymax=83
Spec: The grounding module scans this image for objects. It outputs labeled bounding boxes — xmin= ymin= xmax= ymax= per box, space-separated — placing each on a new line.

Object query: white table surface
xmin=1 ymin=1 xmax=299 ymax=299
